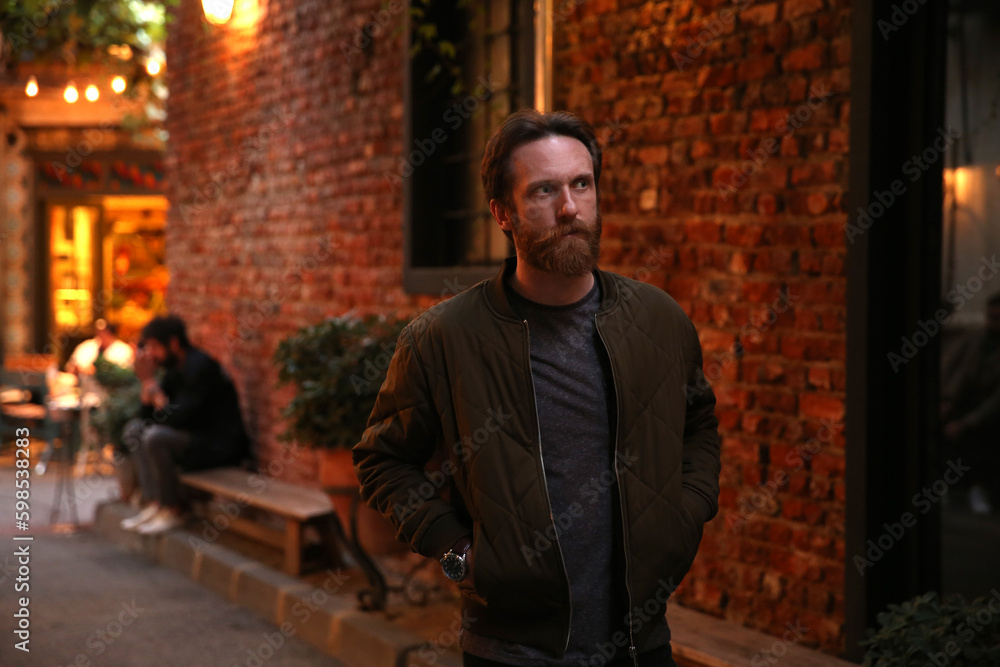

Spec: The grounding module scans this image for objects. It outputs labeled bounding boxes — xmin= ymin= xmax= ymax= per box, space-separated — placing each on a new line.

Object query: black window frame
xmin=402 ymin=0 xmax=536 ymax=296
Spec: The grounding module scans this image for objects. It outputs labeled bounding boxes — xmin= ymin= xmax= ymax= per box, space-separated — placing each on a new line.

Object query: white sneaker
xmin=120 ymin=504 xmax=161 ymax=531
xmin=136 ymin=509 xmax=183 ymax=535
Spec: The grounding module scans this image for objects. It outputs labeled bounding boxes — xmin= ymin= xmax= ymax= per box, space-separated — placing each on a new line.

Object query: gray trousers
xmin=123 ymin=418 xmax=193 ymax=508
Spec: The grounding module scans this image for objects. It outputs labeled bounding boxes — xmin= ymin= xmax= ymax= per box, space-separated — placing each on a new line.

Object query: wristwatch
xmin=440 ymin=537 xmax=472 ymax=582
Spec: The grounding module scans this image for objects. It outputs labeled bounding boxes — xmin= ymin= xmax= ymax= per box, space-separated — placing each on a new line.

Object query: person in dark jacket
xmin=354 ymin=110 xmax=722 ymax=667
xmin=119 ymin=314 xmax=250 ymax=534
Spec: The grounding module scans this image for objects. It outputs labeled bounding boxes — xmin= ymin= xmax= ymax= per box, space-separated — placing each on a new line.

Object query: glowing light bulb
xmin=85 ymin=84 xmax=99 ymax=102
xmin=146 ymin=59 xmax=161 ymax=76
xmin=25 ymin=76 xmax=38 ymax=97
xmin=202 ymin=0 xmax=235 ymax=24
xmin=111 ymin=76 xmax=127 ymax=94
xmin=64 ymin=82 xmax=79 ymax=103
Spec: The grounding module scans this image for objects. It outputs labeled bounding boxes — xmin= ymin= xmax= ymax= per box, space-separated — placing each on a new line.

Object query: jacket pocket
xmin=460 ymin=521 xmax=488 ymax=606
xmin=679 ymin=490 xmax=707 ymax=551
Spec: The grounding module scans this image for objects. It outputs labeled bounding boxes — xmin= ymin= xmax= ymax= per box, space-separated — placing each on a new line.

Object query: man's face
xmin=495 ymin=135 xmax=601 ymax=276
xmin=143 ymin=338 xmax=179 ymax=369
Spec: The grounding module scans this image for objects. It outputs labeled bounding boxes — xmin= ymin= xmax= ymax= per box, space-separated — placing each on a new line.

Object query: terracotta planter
xmin=319 ymin=448 xmax=408 ymax=556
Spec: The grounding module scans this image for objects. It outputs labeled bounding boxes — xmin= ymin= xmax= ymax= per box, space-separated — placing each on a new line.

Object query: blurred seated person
xmin=66 ymin=319 xmax=135 ymax=375
xmin=120 ymin=314 xmax=251 ymax=534
xmin=943 ymin=292 xmax=1000 ymax=514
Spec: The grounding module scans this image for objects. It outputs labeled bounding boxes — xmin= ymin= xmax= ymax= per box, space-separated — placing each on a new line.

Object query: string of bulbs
xmin=22 ymin=46 xmax=163 ymax=103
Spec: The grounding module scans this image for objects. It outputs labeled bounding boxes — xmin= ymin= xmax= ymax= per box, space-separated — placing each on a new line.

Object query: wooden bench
xmin=179 ymin=467 xmax=388 ymax=608
xmin=669 ymin=604 xmax=857 ymax=667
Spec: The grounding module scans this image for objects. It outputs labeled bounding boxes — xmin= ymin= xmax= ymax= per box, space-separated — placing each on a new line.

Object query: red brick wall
xmin=165 ymin=0 xmax=850 ymax=653
xmin=552 ymin=0 xmax=850 ymax=653
xmin=164 ymin=0 xmax=436 ymax=483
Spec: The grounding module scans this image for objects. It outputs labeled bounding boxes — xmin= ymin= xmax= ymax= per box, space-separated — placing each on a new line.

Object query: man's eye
xmin=574 ymin=179 xmax=589 ymax=188
xmin=535 ymin=185 xmax=553 ymax=194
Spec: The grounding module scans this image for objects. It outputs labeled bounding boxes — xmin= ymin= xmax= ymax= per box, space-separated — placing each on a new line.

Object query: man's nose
xmin=557 ymin=187 xmax=578 ymax=218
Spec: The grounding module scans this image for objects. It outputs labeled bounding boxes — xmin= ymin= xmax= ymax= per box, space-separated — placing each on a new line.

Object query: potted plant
xmin=274 ymin=313 xmax=409 ymax=555
xmin=860 ymin=591 xmax=1000 ymax=666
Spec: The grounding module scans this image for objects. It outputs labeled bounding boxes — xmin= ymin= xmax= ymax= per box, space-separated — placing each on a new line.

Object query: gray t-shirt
xmin=463 ymin=275 xmax=620 ymax=665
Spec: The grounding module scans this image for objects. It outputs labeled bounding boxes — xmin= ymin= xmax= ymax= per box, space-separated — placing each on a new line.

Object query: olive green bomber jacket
xmin=353 ymin=256 xmax=722 ymax=658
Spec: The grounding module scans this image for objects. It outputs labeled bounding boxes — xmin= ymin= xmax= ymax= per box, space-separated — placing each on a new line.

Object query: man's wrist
xmin=440 ymin=535 xmax=472 ymax=582
xmin=444 ymin=536 xmax=472 ymax=559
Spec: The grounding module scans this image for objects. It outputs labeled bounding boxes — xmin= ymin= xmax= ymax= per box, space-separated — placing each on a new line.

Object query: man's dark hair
xmin=481 ymin=109 xmax=602 ymax=240
xmin=141 ymin=314 xmax=191 ymax=349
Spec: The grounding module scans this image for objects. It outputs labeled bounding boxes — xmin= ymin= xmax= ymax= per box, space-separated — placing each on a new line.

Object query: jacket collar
xmin=484 ymin=255 xmax=620 ymax=321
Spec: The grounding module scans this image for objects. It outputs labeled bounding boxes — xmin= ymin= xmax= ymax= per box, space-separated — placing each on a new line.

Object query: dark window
xmin=403 ymin=0 xmax=535 ymax=295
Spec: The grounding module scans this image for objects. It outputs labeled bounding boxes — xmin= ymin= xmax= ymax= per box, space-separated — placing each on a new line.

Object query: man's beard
xmin=510 ymin=209 xmax=602 ymax=276
xmin=163 ymin=351 xmax=180 ymax=369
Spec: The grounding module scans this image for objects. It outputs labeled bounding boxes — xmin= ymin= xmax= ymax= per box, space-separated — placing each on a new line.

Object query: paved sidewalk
xmin=0 ymin=530 xmax=345 ymax=667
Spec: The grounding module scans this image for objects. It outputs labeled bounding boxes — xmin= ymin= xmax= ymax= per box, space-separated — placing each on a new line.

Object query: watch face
xmin=441 ymin=553 xmax=467 ymax=582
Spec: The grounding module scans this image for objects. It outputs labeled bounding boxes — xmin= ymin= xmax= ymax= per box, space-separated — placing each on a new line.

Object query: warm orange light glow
xmin=954 ymin=167 xmax=971 ymax=205
xmin=111 ymin=76 xmax=127 ymax=94
xmin=85 ymin=84 xmax=100 ymax=102
xmin=202 ymin=0 xmax=234 ymax=24
xmin=64 ymin=82 xmax=79 ymax=103
xmin=146 ymin=59 xmax=161 ymax=76
xmin=25 ymin=76 xmax=38 ymax=97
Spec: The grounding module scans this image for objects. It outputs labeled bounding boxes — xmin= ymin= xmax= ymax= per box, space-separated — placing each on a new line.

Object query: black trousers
xmin=463 ymin=642 xmax=677 ymax=667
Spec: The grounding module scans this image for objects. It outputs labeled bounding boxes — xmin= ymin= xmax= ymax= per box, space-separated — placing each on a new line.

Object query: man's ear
xmin=490 ymin=199 xmax=513 ymax=234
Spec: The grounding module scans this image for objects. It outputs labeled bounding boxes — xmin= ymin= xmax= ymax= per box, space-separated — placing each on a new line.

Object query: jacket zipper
xmin=595 ymin=316 xmax=639 ymax=667
xmin=522 ymin=320 xmax=573 ymax=654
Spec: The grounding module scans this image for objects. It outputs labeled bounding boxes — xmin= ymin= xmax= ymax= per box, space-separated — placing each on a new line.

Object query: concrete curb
xmin=95 ymin=501 xmax=461 ymax=667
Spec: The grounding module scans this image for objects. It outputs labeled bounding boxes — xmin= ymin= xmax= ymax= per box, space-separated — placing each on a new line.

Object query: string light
xmin=146 ymin=59 xmax=162 ymax=76
xmin=85 ymin=84 xmax=100 ymax=102
xmin=25 ymin=76 xmax=38 ymax=97
xmin=64 ymin=81 xmax=79 ymax=103
xmin=111 ymin=76 xmax=127 ymax=94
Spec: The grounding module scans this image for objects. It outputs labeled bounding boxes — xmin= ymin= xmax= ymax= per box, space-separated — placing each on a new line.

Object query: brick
xmin=737 ymin=55 xmax=778 ymax=81
xmin=741 ymin=3 xmax=779 ymax=26
xmin=782 ymin=43 xmax=827 ymax=71
xmin=800 ymin=393 xmax=844 ymax=421
xmin=784 ymin=0 xmax=825 ymax=20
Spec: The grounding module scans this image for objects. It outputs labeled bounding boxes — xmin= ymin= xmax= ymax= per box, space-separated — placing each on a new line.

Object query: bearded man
xmin=354 ymin=110 xmax=721 ymax=667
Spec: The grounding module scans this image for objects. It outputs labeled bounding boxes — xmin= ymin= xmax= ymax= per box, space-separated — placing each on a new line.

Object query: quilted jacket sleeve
xmin=680 ymin=318 xmax=723 ymax=527
xmin=353 ymin=326 xmax=471 ymax=559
